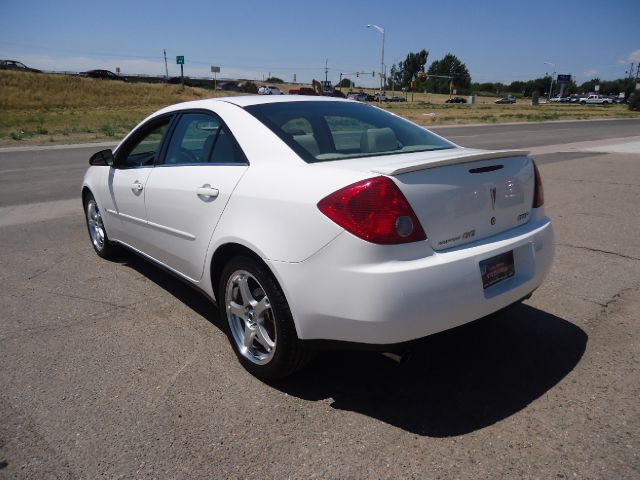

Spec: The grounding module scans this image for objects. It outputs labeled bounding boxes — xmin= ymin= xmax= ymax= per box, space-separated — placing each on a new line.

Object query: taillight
xmin=532 ymin=160 xmax=544 ymax=208
xmin=317 ymin=176 xmax=427 ymax=244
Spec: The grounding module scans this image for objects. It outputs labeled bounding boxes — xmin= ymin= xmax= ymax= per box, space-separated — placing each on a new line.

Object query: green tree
xmin=265 ymin=76 xmax=284 ymax=83
xmin=387 ymin=49 xmax=429 ymax=89
xmin=339 ymin=77 xmax=353 ymax=88
xmin=425 ymin=53 xmax=471 ymax=94
xmin=579 ymin=78 xmax=600 ymax=94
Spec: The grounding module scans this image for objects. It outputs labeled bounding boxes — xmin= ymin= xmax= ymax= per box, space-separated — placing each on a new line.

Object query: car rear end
xmin=272 ymin=150 xmax=552 ymax=345
xmin=239 ymin=98 xmax=553 ymax=346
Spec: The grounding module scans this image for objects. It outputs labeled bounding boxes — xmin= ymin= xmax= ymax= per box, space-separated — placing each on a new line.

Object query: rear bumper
xmin=270 ymin=214 xmax=554 ymax=344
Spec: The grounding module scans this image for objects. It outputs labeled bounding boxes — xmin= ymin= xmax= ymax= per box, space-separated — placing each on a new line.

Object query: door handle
xmin=132 ymin=181 xmax=144 ymax=192
xmin=196 ymin=185 xmax=219 ymax=198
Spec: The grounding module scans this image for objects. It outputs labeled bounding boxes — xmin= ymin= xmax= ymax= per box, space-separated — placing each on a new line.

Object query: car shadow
xmin=275 ymin=304 xmax=587 ymax=437
xmin=114 ymin=250 xmax=224 ymax=331
xmin=114 ymin=250 xmax=587 ymax=437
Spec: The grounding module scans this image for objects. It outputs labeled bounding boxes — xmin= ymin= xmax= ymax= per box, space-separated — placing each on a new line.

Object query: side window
xmin=209 ymin=128 xmax=246 ymax=164
xmin=118 ymin=117 xmax=171 ymax=168
xmin=164 ymin=112 xmax=247 ymax=165
xmin=165 ymin=113 xmax=221 ymax=165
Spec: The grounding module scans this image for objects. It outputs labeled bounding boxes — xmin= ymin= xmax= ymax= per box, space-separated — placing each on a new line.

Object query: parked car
xmin=288 ymin=87 xmax=318 ymax=96
xmin=323 ymin=90 xmax=346 ymax=98
xmin=579 ymin=94 xmax=612 ymax=105
xmin=568 ymin=95 xmax=582 ymax=103
xmin=82 ymin=96 xmax=553 ymax=380
xmin=445 ymin=97 xmax=466 ymax=104
xmin=217 ymin=81 xmax=242 ymax=92
xmin=165 ymin=76 xmax=193 ymax=87
xmin=495 ymin=96 xmax=516 ymax=104
xmin=347 ymin=92 xmax=367 ymax=102
xmin=79 ymin=69 xmax=127 ymax=81
xmin=0 ymin=59 xmax=42 ymax=73
xmin=388 ymin=96 xmax=406 ymax=102
xmin=373 ymin=93 xmax=388 ymax=102
xmin=258 ymin=85 xmax=284 ymax=95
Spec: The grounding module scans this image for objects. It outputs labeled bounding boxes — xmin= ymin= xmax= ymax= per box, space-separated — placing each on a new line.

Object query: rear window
xmin=244 ymin=101 xmax=454 ymax=163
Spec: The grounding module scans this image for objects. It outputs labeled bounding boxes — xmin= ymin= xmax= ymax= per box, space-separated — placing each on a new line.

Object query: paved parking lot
xmin=1 ymin=120 xmax=639 ymax=479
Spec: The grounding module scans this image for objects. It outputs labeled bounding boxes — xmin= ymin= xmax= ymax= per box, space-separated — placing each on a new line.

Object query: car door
xmin=143 ymin=111 xmax=249 ymax=280
xmin=107 ymin=115 xmax=172 ymax=251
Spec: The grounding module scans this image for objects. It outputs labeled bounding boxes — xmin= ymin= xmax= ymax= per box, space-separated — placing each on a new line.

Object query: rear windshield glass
xmin=244 ymin=101 xmax=454 ymax=163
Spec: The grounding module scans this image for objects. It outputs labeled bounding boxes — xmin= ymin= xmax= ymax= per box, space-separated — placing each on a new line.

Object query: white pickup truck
xmin=579 ymin=94 xmax=613 ymax=105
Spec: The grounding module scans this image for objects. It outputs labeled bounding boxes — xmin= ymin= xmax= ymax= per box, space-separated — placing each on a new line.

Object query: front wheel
xmin=84 ymin=192 xmax=117 ymax=259
xmin=219 ymin=256 xmax=311 ymax=381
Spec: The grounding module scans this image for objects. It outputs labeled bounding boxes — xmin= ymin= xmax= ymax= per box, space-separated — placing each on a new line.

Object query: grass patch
xmin=1 ymin=70 xmax=639 ymax=146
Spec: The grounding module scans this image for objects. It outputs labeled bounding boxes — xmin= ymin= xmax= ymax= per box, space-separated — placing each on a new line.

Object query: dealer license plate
xmin=479 ymin=251 xmax=515 ymax=289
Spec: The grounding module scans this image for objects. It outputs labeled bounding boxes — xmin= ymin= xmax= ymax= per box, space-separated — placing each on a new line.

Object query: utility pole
xmin=628 ymin=62 xmax=635 ymax=80
xmin=163 ymin=49 xmax=169 ymax=79
xmin=325 ymin=58 xmax=329 ymax=84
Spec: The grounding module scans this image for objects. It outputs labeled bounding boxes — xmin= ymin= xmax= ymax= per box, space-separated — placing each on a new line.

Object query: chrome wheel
xmin=225 ymin=270 xmax=276 ymax=365
xmin=86 ymin=199 xmax=106 ymax=252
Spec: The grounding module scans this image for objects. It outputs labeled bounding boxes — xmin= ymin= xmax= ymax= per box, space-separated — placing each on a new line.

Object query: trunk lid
xmin=387 ymin=149 xmax=535 ymax=250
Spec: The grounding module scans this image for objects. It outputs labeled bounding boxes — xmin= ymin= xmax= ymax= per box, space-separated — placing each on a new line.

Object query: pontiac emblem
xmin=489 ymin=185 xmax=497 ymax=210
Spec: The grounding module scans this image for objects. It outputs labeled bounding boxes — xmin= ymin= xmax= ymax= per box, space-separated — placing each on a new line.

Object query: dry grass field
xmin=1 ymin=71 xmax=638 ymax=146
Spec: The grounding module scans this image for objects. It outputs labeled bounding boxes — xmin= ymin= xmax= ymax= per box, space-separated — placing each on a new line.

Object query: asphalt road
xmin=1 ymin=118 xmax=639 ymax=208
xmin=1 ymin=120 xmax=639 ymax=479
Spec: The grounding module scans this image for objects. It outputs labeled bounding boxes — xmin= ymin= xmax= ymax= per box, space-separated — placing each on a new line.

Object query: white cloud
xmin=628 ymin=49 xmax=640 ymax=63
xmin=584 ymin=69 xmax=599 ymax=78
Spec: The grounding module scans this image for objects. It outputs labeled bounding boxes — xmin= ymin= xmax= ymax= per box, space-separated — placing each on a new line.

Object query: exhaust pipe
xmin=381 ymin=351 xmax=411 ymax=364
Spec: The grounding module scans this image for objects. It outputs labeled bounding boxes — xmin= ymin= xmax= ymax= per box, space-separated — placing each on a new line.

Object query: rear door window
xmin=162 ymin=112 xmax=247 ymax=165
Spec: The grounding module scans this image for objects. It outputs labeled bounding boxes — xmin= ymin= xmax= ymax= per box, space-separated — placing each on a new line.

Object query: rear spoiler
xmin=371 ymin=149 xmax=530 ymax=175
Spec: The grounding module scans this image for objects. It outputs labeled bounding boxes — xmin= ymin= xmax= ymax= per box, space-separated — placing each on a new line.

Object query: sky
xmin=1 ymin=0 xmax=639 ymax=87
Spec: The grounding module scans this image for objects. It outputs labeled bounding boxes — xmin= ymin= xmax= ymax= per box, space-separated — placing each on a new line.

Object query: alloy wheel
xmin=225 ymin=270 xmax=277 ymax=365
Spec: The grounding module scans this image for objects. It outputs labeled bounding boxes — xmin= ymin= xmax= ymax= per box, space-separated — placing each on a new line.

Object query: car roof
xmin=157 ymin=94 xmax=352 ymax=113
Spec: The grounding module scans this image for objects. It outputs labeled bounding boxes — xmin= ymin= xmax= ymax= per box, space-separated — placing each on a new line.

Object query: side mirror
xmin=89 ymin=149 xmax=114 ymax=167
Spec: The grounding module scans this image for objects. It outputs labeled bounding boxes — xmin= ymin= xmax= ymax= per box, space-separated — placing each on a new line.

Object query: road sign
xmin=211 ymin=66 xmax=220 ymax=73
xmin=176 ymin=56 xmax=184 ymax=65
xmin=557 ymin=74 xmax=571 ymax=84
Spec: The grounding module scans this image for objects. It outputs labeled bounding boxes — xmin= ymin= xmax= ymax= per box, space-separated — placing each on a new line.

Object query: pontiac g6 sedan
xmin=82 ymin=96 xmax=553 ymax=380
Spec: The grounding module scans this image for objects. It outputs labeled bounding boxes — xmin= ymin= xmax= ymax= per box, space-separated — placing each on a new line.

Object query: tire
xmin=580 ymin=100 xmax=586 ymax=105
xmin=83 ymin=192 xmax=117 ymax=259
xmin=218 ymin=255 xmax=311 ymax=381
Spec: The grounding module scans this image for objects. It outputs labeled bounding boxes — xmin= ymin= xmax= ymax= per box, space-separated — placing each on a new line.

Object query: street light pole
xmin=367 ymin=24 xmax=385 ymax=104
xmin=544 ymin=62 xmax=556 ymax=100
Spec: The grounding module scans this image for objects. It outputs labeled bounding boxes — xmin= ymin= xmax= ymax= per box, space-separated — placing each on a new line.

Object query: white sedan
xmin=257 ymin=85 xmax=284 ymax=95
xmin=82 ymin=96 xmax=554 ymax=380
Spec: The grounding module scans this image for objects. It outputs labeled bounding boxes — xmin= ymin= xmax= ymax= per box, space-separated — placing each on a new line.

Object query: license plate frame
xmin=479 ymin=251 xmax=515 ymax=289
